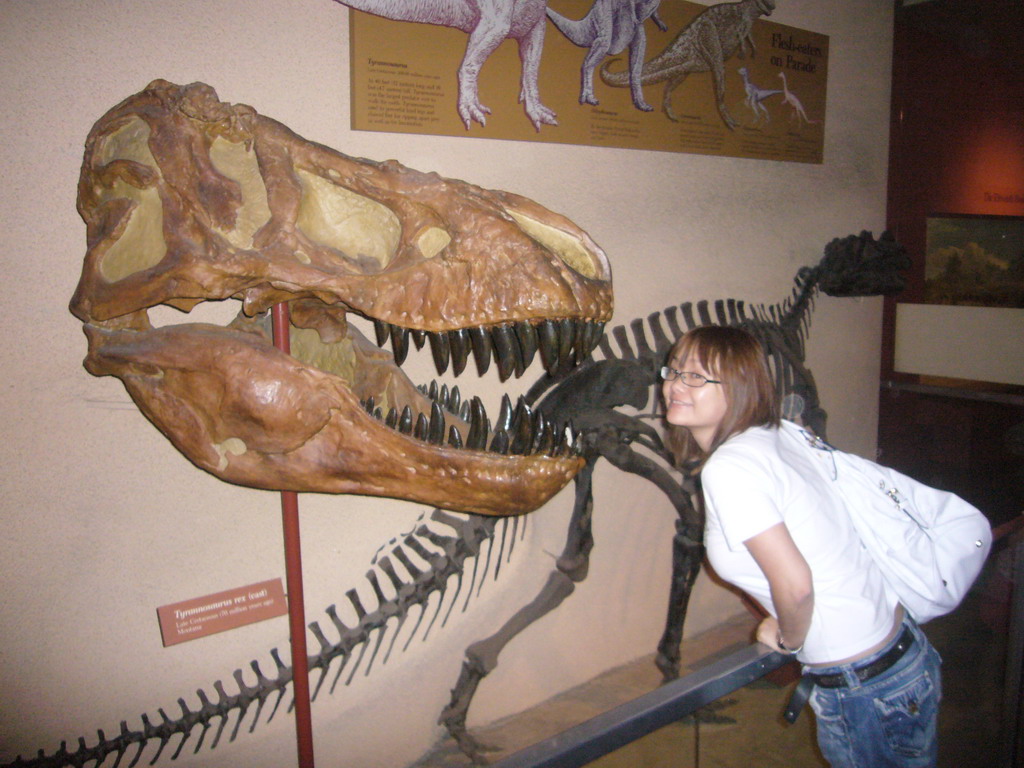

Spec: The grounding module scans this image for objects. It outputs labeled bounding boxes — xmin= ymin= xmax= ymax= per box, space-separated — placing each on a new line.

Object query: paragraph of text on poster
xmin=364 ymin=65 xmax=446 ymax=130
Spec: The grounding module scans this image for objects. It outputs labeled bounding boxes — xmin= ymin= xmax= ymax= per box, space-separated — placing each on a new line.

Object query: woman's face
xmin=662 ymin=349 xmax=728 ymax=452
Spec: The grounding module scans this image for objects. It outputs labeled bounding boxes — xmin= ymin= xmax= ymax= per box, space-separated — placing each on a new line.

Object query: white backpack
xmin=779 ymin=420 xmax=992 ymax=623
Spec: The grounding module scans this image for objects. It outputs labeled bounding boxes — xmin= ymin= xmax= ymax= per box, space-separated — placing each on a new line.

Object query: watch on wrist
xmin=777 ymin=629 xmax=803 ymax=654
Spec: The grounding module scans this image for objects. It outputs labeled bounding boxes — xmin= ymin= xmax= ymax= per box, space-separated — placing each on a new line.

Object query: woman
xmin=662 ymin=325 xmax=941 ymax=768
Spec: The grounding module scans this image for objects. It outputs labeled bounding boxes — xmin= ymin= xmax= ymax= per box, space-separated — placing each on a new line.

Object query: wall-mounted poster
xmin=924 ymin=214 xmax=1024 ymax=307
xmin=347 ymin=0 xmax=828 ymax=163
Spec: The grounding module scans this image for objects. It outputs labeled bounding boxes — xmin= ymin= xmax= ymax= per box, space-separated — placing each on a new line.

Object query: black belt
xmin=783 ymin=626 xmax=915 ymax=723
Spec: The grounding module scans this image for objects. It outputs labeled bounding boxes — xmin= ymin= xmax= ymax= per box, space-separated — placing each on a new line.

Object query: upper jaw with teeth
xmin=71 ymin=80 xmax=613 ymax=516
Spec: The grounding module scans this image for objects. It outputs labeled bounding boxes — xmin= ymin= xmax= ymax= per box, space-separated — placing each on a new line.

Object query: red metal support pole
xmin=272 ymin=301 xmax=315 ymax=768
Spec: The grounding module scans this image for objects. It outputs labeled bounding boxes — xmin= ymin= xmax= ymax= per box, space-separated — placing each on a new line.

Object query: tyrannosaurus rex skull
xmin=71 ymin=80 xmax=613 ymax=516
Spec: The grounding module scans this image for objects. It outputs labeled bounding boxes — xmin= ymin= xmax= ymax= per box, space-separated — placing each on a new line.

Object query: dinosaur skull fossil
xmin=71 ymin=80 xmax=613 ymax=515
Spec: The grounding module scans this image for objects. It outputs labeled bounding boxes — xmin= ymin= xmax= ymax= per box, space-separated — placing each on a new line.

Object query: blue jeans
xmin=808 ymin=618 xmax=942 ymax=767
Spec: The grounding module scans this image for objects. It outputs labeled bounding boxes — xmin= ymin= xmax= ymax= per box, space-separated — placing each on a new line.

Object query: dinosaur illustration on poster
xmin=600 ymin=0 xmax=776 ymax=127
xmin=333 ymin=0 xmax=558 ymax=130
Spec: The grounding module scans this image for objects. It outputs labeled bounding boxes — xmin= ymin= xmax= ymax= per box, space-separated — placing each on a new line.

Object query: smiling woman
xmin=662 ymin=324 xmax=944 ymax=768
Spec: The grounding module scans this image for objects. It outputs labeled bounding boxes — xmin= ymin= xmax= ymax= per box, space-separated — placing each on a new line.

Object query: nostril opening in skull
xmin=505 ymin=210 xmax=601 ymax=280
xmin=296 ymin=169 xmax=401 ymax=272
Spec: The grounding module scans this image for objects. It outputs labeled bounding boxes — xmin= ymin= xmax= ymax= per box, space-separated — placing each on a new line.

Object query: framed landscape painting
xmin=924 ymin=214 xmax=1024 ymax=307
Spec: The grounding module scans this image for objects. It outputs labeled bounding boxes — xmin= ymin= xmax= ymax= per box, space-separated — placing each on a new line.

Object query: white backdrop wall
xmin=0 ymin=1 xmax=893 ymax=766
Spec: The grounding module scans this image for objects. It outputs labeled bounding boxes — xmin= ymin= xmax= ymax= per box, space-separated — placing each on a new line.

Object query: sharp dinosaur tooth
xmin=439 ymin=383 xmax=449 ymax=408
xmin=399 ymin=406 xmax=414 ymax=435
xmin=459 ymin=400 xmax=471 ymax=422
xmin=466 ymin=397 xmax=489 ymax=450
xmin=491 ymin=324 xmax=518 ymax=382
xmin=534 ymin=414 xmax=555 ymax=454
xmin=515 ymin=321 xmax=538 ymax=371
xmin=557 ymin=318 xmax=575 ymax=369
xmin=587 ymin=321 xmax=606 ymax=356
xmin=447 ymin=424 xmax=463 ymax=449
xmin=414 ymin=412 xmax=429 ymax=441
xmin=538 ymin=319 xmax=560 ymax=375
xmin=495 ymin=394 xmax=514 ymax=433
xmin=385 ymin=407 xmax=399 ymax=429
xmin=509 ymin=398 xmax=533 ymax=455
xmin=411 ymin=329 xmax=427 ymax=350
xmin=449 ymin=329 xmax=470 ymax=377
xmin=468 ymin=326 xmax=492 ymax=376
xmin=391 ymin=325 xmax=410 ymax=365
xmin=428 ymin=380 xmax=439 ymax=402
xmin=428 ymin=402 xmax=445 ymax=444
xmin=374 ymin=319 xmax=390 ymax=347
xmin=449 ymin=385 xmax=461 ymax=417
xmin=529 ymin=411 xmax=546 ymax=454
xmin=489 ymin=429 xmax=510 ymax=455
xmin=373 ymin=407 xmax=383 ymax=421
xmin=573 ymin=320 xmax=588 ymax=364
xmin=577 ymin=321 xmax=593 ymax=360
xmin=364 ymin=396 xmax=375 ymax=414
xmin=428 ymin=331 xmax=450 ymax=375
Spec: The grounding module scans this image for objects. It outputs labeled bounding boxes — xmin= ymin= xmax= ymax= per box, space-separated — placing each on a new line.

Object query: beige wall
xmin=0 ymin=1 xmax=892 ymax=765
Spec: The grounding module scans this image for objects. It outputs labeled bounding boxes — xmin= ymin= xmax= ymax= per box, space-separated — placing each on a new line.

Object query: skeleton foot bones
xmin=70 ymin=80 xmax=612 ymax=516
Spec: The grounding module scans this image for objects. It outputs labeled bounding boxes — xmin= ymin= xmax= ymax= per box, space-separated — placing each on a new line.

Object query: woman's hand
xmin=756 ymin=615 xmax=784 ymax=651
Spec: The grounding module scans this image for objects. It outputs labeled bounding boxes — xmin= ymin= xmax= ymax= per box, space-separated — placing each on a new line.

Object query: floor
xmin=414 ymin=546 xmax=1017 ymax=768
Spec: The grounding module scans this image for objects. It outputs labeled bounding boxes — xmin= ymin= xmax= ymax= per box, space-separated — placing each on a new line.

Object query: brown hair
xmin=663 ymin=325 xmax=780 ymax=469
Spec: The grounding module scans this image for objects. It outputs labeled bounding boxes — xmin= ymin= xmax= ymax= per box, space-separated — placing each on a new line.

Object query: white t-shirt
xmin=702 ymin=422 xmax=898 ymax=663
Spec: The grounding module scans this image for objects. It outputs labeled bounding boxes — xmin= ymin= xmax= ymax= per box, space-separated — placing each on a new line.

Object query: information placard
xmin=157 ymin=578 xmax=287 ymax=647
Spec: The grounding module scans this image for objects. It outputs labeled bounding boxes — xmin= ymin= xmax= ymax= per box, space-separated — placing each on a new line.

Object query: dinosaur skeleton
xmin=435 ymin=229 xmax=908 ymax=761
xmin=1 ymin=508 xmax=526 ymax=768
xmin=7 ymin=231 xmax=906 ymax=768
xmin=70 ymin=79 xmax=613 ymax=517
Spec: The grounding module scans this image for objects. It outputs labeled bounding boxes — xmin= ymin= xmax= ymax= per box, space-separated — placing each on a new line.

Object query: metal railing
xmin=492 ymin=645 xmax=792 ymax=768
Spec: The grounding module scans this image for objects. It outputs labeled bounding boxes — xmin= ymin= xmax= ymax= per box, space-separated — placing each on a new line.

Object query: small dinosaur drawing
xmin=334 ymin=0 xmax=557 ymax=130
xmin=737 ymin=65 xmax=780 ymax=122
xmin=778 ymin=70 xmax=818 ymax=126
xmin=546 ymin=0 xmax=667 ymax=112
xmin=599 ymin=0 xmax=776 ymax=128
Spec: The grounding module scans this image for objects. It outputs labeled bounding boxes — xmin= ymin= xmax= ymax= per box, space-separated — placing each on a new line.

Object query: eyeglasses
xmin=659 ymin=367 xmax=721 ymax=387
